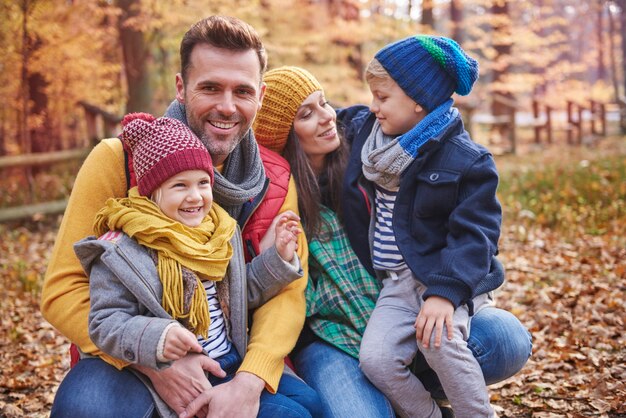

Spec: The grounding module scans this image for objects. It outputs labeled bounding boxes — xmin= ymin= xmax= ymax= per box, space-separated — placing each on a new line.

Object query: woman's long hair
xmin=283 ymin=127 xmax=348 ymax=239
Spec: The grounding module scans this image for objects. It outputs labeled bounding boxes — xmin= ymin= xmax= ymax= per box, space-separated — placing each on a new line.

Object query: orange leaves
xmin=0 ymin=219 xmax=68 ymax=418
xmin=492 ymin=137 xmax=626 ymax=416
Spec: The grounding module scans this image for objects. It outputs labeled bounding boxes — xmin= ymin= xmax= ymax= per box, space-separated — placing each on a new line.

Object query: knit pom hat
xmin=374 ymin=35 xmax=479 ymax=112
xmin=254 ymin=66 xmax=323 ymax=154
xmin=120 ymin=112 xmax=214 ymax=197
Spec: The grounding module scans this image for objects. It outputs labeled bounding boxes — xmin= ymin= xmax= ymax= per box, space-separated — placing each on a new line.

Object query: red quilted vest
xmin=240 ymin=145 xmax=291 ymax=262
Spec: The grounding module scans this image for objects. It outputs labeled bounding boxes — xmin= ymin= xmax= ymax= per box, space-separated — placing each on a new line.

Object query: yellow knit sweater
xmin=41 ymin=138 xmax=308 ymax=392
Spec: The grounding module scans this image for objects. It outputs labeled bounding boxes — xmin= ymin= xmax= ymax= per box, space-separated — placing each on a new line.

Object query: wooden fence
xmin=0 ymin=98 xmax=620 ymax=222
xmin=465 ymin=98 xmax=618 ymax=154
xmin=0 ymin=102 xmax=121 ymax=222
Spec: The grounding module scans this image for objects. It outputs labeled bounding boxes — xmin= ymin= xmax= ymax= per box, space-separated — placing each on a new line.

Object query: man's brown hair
xmin=179 ymin=15 xmax=267 ymax=82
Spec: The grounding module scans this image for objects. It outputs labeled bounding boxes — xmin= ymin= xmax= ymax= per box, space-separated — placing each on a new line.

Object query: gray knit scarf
xmin=361 ymin=99 xmax=456 ymax=189
xmin=361 ymin=121 xmax=411 ymax=190
xmin=164 ymin=100 xmax=265 ymax=219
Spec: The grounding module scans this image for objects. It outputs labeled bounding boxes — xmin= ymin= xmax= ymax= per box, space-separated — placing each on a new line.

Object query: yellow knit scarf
xmin=93 ymin=187 xmax=236 ymax=338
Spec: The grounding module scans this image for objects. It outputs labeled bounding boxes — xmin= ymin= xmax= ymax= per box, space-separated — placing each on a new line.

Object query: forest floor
xmin=0 ymin=135 xmax=624 ymax=418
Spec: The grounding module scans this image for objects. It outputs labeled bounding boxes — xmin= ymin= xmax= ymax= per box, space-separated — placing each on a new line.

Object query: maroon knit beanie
xmin=120 ymin=112 xmax=214 ymax=197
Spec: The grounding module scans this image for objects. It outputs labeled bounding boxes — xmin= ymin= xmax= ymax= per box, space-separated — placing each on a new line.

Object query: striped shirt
xmin=197 ymin=281 xmax=231 ymax=358
xmin=372 ymin=185 xmax=406 ymax=272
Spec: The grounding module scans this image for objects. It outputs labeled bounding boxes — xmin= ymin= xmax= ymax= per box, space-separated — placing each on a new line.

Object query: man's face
xmin=176 ymin=44 xmax=265 ymax=166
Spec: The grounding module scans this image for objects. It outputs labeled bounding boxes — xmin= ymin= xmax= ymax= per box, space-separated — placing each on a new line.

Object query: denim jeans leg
xmin=50 ymin=357 xmax=156 ymax=418
xmin=258 ymin=377 xmax=315 ymax=418
xmin=294 ymin=340 xmax=395 ymax=418
xmin=268 ymin=372 xmax=324 ymax=418
xmin=468 ymin=307 xmax=533 ymax=385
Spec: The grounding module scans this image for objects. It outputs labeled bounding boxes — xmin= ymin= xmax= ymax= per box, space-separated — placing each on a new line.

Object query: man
xmin=42 ymin=15 xmax=311 ymax=418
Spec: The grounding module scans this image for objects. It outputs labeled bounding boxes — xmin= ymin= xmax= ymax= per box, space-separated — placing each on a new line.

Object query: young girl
xmin=75 ymin=113 xmax=321 ymax=417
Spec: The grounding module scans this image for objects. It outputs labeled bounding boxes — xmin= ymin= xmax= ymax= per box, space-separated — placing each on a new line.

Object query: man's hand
xmin=181 ymin=371 xmax=265 ymax=418
xmin=134 ymin=353 xmax=225 ymax=415
xmin=414 ymin=296 xmax=454 ymax=348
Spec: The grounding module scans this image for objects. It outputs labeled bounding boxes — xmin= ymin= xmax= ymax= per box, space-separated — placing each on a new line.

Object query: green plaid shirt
xmin=305 ymin=206 xmax=381 ymax=359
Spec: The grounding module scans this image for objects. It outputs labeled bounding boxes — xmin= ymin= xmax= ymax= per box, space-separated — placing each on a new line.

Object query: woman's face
xmin=293 ymin=90 xmax=340 ymax=171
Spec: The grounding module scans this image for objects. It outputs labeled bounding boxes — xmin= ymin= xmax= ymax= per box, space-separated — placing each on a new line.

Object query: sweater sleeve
xmin=237 ymin=175 xmax=308 ymax=393
xmin=40 ymin=138 xmax=130 ymax=369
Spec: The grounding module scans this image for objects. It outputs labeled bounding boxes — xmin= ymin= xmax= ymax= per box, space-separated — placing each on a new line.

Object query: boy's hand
xmin=414 ymin=296 xmax=454 ymax=349
xmin=259 ymin=210 xmax=300 ymax=253
xmin=163 ymin=326 xmax=203 ymax=361
xmin=275 ymin=215 xmax=301 ymax=262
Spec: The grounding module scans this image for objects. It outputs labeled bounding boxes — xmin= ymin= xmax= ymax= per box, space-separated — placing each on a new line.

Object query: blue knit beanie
xmin=374 ymin=35 xmax=479 ymax=112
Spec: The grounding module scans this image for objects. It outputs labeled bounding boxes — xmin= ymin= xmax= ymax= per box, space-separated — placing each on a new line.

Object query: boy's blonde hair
xmin=365 ymin=58 xmax=390 ymax=83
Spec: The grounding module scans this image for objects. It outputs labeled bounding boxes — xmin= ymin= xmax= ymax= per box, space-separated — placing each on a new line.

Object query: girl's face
xmin=153 ymin=169 xmax=213 ymax=227
xmin=368 ymin=77 xmax=425 ymax=136
xmin=293 ymin=90 xmax=340 ymax=172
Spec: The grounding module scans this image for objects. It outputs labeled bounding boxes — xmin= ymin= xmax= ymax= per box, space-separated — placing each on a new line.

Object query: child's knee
xmin=359 ymin=342 xmax=398 ymax=389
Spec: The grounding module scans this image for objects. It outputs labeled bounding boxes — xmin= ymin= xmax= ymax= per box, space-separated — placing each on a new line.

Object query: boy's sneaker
xmin=435 ymin=399 xmax=454 ymax=418
xmin=439 ymin=406 xmax=455 ymax=418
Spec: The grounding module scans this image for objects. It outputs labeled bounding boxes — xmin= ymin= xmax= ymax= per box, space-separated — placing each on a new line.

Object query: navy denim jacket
xmin=337 ymin=105 xmax=504 ymax=311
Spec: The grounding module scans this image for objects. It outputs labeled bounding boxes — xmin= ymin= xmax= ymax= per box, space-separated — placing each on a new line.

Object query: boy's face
xmin=368 ymin=77 xmax=424 ymax=136
xmin=154 ymin=169 xmax=213 ymax=227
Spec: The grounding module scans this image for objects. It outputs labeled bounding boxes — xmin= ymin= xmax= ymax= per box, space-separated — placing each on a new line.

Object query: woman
xmin=253 ymin=66 xmax=532 ymax=417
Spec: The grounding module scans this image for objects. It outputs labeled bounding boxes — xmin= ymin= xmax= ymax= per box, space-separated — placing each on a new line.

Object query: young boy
xmin=74 ymin=113 xmax=320 ymax=416
xmin=355 ymin=35 xmax=503 ymax=418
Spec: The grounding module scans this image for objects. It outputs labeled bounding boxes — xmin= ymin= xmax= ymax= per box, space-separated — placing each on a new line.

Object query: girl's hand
xmin=163 ymin=326 xmax=202 ymax=361
xmin=275 ymin=216 xmax=301 ymax=262
xmin=259 ymin=210 xmax=300 ymax=253
xmin=414 ymin=296 xmax=454 ymax=348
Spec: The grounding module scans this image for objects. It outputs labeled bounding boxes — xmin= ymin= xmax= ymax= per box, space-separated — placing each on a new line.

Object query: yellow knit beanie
xmin=254 ymin=66 xmax=323 ymax=154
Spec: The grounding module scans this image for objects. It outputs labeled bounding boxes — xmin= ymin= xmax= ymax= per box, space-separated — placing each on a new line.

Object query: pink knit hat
xmin=120 ymin=113 xmax=213 ymax=197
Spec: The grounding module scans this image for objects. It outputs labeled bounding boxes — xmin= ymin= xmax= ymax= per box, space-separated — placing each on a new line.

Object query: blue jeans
xmin=294 ymin=307 xmax=532 ymax=416
xmin=293 ymin=340 xmax=395 ymax=418
xmin=51 ymin=347 xmax=323 ymax=418
xmin=210 ymin=346 xmax=323 ymax=418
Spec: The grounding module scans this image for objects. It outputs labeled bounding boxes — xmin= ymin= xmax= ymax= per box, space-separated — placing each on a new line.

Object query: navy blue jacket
xmin=337 ymin=105 xmax=504 ymax=311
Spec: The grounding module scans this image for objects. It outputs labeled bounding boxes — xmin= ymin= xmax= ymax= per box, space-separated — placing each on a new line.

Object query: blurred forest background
xmin=0 ymin=0 xmax=625 ymax=417
xmin=3 ymin=0 xmax=626 ymax=156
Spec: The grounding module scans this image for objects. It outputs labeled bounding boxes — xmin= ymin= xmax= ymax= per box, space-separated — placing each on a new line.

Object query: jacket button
xmin=124 ymin=350 xmax=135 ymax=361
xmin=429 ymin=173 xmax=439 ymax=182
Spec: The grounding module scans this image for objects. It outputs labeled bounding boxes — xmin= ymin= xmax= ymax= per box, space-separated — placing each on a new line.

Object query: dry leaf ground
xmin=0 ymin=136 xmax=624 ymax=417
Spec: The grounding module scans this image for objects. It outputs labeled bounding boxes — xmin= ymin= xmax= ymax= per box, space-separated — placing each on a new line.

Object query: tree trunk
xmin=28 ymin=36 xmax=52 ymax=154
xmin=608 ymin=0 xmax=620 ymax=102
xmin=617 ymin=0 xmax=626 ymax=131
xmin=490 ymin=1 xmax=515 ymax=151
xmin=450 ymin=0 xmax=463 ymax=43
xmin=421 ymin=0 xmax=434 ymax=31
xmin=117 ymin=0 xmax=151 ymax=113
xmin=19 ymin=0 xmax=35 ymax=200
xmin=597 ymin=0 xmax=606 ymax=82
